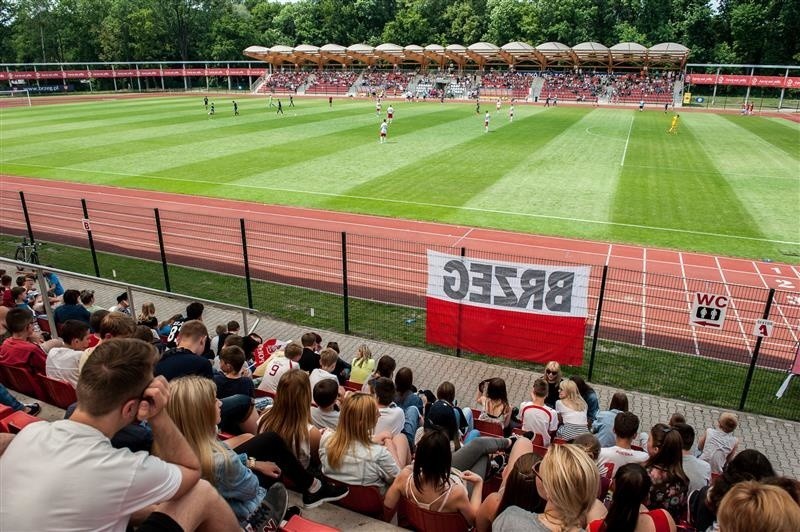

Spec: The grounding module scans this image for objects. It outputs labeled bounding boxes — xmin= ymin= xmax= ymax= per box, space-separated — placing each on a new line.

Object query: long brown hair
xmin=258 ymin=369 xmax=312 ymax=457
xmin=325 ymin=393 xmax=377 ymax=470
xmin=645 ymin=424 xmax=688 ymax=485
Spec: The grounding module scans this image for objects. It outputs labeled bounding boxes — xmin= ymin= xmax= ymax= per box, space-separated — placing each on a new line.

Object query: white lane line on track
xmin=4 ymin=167 xmax=798 ymax=246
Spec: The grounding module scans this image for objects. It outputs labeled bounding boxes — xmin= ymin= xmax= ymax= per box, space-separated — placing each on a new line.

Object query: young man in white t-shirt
xmin=258 ymin=341 xmax=303 ymax=393
xmin=45 ymin=319 xmax=91 ymax=388
xmin=311 ymin=379 xmax=340 ymax=430
xmin=519 ymin=378 xmax=558 ymax=446
xmin=598 ymin=411 xmax=649 ymax=472
xmin=0 ymin=338 xmax=240 ymax=532
xmin=373 ymin=377 xmax=405 ymax=436
xmin=309 ymin=348 xmax=341 ymax=392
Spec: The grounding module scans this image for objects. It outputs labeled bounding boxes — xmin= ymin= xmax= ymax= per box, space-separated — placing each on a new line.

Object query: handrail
xmin=1 ymin=258 xmax=256 ymax=333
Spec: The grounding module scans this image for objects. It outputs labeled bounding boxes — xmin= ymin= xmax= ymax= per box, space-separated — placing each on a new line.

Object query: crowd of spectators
xmin=358 ymin=68 xmax=415 ymax=96
xmin=305 ymin=70 xmax=359 ymax=94
xmin=260 ymin=71 xmax=310 ymax=93
xmin=0 ymin=267 xmax=797 ymax=531
xmin=540 ymin=71 xmax=676 ymax=103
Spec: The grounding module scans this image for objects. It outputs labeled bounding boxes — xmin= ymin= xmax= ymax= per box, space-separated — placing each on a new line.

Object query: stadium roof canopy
xmin=243 ymin=41 xmax=689 ymax=69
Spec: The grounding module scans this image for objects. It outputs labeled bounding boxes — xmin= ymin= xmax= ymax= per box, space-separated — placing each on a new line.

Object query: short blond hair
xmin=319 ymin=347 xmax=339 ymax=368
xmin=719 ymin=412 xmax=738 ymax=433
xmin=718 ymin=481 xmax=800 ymax=532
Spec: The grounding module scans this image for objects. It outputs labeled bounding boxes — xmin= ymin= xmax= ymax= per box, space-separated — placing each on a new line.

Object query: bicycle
xmin=14 ymin=237 xmax=42 ymax=264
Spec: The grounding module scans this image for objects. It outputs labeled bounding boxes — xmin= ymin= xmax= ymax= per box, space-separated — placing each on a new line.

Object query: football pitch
xmin=1 ymin=95 xmax=798 ymax=261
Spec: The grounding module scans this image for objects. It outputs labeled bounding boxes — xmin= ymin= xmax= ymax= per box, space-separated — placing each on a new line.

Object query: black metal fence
xmin=2 ymin=190 xmax=798 ymax=420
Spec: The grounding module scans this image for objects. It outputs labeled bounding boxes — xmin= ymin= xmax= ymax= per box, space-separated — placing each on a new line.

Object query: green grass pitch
xmin=1 ymin=96 xmax=798 ymax=261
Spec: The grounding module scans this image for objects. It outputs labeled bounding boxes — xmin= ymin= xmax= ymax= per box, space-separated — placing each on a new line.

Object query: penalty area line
xmin=620 ymin=114 xmax=634 ymax=167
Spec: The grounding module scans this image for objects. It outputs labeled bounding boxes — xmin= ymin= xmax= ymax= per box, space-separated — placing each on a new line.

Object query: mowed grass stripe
xmin=720 ymin=114 xmax=800 ymax=160
xmin=460 ymin=108 xmax=629 ymax=239
xmin=689 ymin=114 xmax=800 ymax=246
xmin=321 ymin=107 xmax=587 ymax=219
xmin=610 ymin=111 xmax=769 ymax=254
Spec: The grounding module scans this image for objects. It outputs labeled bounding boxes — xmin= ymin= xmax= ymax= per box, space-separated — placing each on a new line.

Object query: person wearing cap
xmin=108 ymin=292 xmax=131 ymax=316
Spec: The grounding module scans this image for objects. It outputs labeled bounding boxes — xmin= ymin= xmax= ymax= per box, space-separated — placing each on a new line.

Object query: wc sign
xmin=690 ymin=292 xmax=729 ymax=328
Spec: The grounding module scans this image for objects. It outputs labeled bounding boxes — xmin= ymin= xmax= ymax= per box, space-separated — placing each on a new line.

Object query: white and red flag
xmin=426 ymin=250 xmax=590 ymax=366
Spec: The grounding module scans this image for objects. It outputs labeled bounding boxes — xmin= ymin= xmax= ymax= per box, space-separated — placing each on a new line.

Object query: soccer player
xmin=668 ymin=114 xmax=680 ymax=134
xmin=475 ymin=98 xmax=480 ymax=114
xmin=544 ymin=96 xmax=550 ymax=108
xmin=232 ymin=101 xmax=238 ymax=116
xmin=508 ymin=104 xmax=514 ymax=122
xmin=289 ymin=95 xmax=295 ymax=107
xmin=664 ymin=102 xmax=669 ymax=113
xmin=328 ymin=96 xmax=333 ymax=108
xmin=375 ymin=99 xmax=382 ymax=117
xmin=496 ymin=98 xmax=501 ymax=113
xmin=484 ymin=111 xmax=490 ymax=133
xmin=639 ymin=100 xmax=645 ymax=112
xmin=203 ymin=96 xmax=208 ymax=110
xmin=268 ymin=94 xmax=275 ymax=108
xmin=386 ymin=105 xmax=394 ymax=124
xmin=277 ymin=99 xmax=283 ymax=115
xmin=209 ymin=102 xmax=215 ymax=116
xmin=379 ymin=119 xmax=388 ymax=144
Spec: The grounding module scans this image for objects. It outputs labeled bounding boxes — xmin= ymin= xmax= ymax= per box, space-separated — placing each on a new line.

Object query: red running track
xmin=2 ymin=175 xmax=799 ymax=369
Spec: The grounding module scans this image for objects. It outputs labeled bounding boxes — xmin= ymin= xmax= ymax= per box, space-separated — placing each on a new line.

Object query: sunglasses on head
xmin=532 ymin=460 xmax=542 ymax=480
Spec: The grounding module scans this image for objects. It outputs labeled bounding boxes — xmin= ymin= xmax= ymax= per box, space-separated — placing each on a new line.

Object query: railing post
xmin=341 ymin=232 xmax=350 ymax=334
xmin=240 ymin=218 xmax=253 ymax=309
xmin=739 ymin=288 xmax=775 ymax=411
xmin=81 ymin=199 xmax=101 ymax=277
xmin=588 ymin=265 xmax=609 ymax=381
xmin=18 ymin=191 xmax=35 ymax=243
xmin=455 ymin=247 xmax=466 ymax=358
xmin=34 ymin=265 xmax=57 ymax=338
xmin=153 ymin=208 xmax=171 ymax=292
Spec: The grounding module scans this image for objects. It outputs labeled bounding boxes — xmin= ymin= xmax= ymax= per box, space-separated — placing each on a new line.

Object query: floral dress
xmin=646 ymin=465 xmax=688 ymax=522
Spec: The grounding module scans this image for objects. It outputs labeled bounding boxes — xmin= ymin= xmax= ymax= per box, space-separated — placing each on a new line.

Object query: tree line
xmin=1 ymin=0 xmax=797 ymax=66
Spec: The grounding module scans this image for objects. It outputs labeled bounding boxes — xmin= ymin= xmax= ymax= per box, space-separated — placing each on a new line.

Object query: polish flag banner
xmin=426 ymin=250 xmax=590 ymax=366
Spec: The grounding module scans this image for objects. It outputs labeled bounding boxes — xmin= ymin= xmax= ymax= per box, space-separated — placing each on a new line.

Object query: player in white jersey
xmin=379 ymin=119 xmax=388 ymax=143
xmin=484 ymin=111 xmax=490 ymax=132
xmin=386 ymin=105 xmax=394 ymax=123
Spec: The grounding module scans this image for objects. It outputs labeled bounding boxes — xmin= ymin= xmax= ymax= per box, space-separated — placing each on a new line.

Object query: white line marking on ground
xmin=714 ymin=256 xmax=754 ymax=356
xmin=620 ymin=114 xmax=634 ymax=167
xmin=752 ymin=260 xmax=799 ymax=345
xmin=4 ymin=164 xmax=799 ymax=246
xmin=451 ymin=228 xmax=473 ymax=249
xmin=679 ymin=252 xmax=702 ymax=356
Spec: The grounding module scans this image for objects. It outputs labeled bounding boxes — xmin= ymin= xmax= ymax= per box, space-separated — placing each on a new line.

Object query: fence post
xmin=18 ymin=191 xmax=35 ymax=243
xmin=81 ymin=199 xmax=101 ymax=277
xmin=588 ymin=265 xmax=609 ymax=381
xmin=153 ymin=208 xmax=171 ymax=292
xmin=240 ymin=218 xmax=254 ymax=309
xmin=455 ymin=247 xmax=466 ymax=358
xmin=739 ymin=288 xmax=775 ymax=411
xmin=341 ymin=232 xmax=350 ymax=334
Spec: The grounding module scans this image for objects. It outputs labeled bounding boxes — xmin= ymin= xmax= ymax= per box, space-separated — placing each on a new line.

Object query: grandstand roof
xmin=243 ymin=41 xmax=690 ymax=69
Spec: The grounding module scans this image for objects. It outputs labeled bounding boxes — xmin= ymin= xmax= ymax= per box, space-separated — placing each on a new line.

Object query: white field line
xmin=752 ymin=261 xmax=799 ymax=345
xmin=620 ymin=114 xmax=634 ymax=167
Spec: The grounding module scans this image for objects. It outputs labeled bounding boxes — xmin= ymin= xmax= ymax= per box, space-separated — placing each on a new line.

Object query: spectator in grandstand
xmin=543 ymin=361 xmax=562 ymax=408
xmin=644 ymin=424 xmax=689 ymax=521
xmin=0 ymin=275 xmax=13 ymax=308
xmin=570 ymin=376 xmax=599 ymax=426
xmin=78 ymin=311 xmax=136 ymax=369
xmin=598 ymin=411 xmax=649 ymax=471
xmin=155 ymin=320 xmax=213 ymax=381
xmin=53 ymin=289 xmax=90 ymax=327
xmin=211 ymin=320 xmax=239 ymax=356
xmin=555 ymin=379 xmax=589 ymax=440
xmin=10 ymin=286 xmax=33 ymax=316
xmin=42 ymin=269 xmax=64 ymax=300
xmin=672 ymin=422 xmax=711 ymax=492
xmin=311 ymin=379 xmax=340 ymax=430
xmin=324 ymin=341 xmax=350 ymax=385
xmin=475 ymin=377 xmax=512 ymax=434
xmin=763 ymin=476 xmax=800 ymax=504
xmin=384 ymin=429 xmax=486 ymax=526
xmin=108 ymin=291 xmax=131 ymax=315
xmin=689 ymin=449 xmax=775 ymax=531
xmin=165 ymin=376 xmax=293 ymax=528
xmin=214 ymin=345 xmax=254 ymax=400
xmin=374 ymin=377 xmax=405 ymax=436
xmin=517 ymin=379 xmax=559 ymax=445
xmin=320 ymin=392 xmax=407 ymax=492
xmin=592 ymin=391 xmax=629 ymax=447
xmin=0 ymin=307 xmax=47 ymax=375
xmin=349 ymin=344 xmax=374 ymax=384
xmin=80 ymin=289 xmax=104 ymax=313
xmin=258 ymin=369 xmax=319 ymax=469
xmin=166 ymin=302 xmax=212 ymax=358
xmin=46 ymin=319 xmax=90 ymax=388
xmin=476 ymin=449 xmax=545 ymax=532
xmin=309 ymin=347 xmax=340 ymax=391
xmin=258 ymin=341 xmax=303 ymax=394
xmin=717 ymin=481 xmax=800 ymax=532
xmin=588 ymin=463 xmax=677 ymax=532
xmin=158 ymin=313 xmax=183 ymax=337
xmin=362 ymin=354 xmax=396 ymax=393
xmin=0 ymin=338 xmax=241 ymax=531
xmin=298 ymin=331 xmax=320 ymax=372
xmin=698 ymin=412 xmax=739 ymax=474
xmin=136 ymin=302 xmax=158 ymax=329
xmin=0 ymin=382 xmax=40 ymax=415
xmin=493 ymin=442 xmax=606 ymax=531
xmin=395 ymin=367 xmax=422 ymax=410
